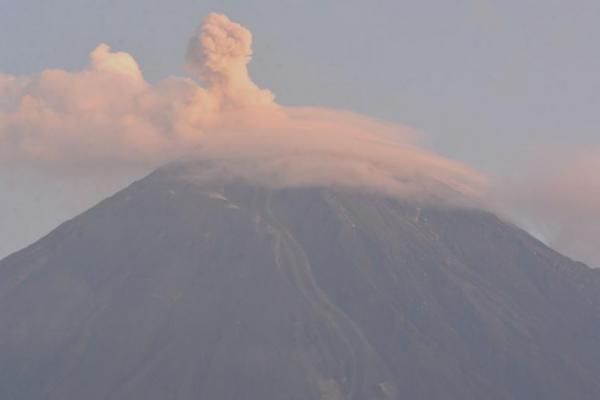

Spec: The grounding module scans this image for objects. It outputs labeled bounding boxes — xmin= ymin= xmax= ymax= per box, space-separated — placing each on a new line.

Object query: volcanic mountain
xmin=1 ymin=161 xmax=599 ymax=400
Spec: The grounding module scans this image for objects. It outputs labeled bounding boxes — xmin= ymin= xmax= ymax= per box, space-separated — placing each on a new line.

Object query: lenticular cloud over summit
xmin=0 ymin=13 xmax=485 ymax=200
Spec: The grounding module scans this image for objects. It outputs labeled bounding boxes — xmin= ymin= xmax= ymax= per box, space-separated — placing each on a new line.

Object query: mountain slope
xmin=1 ymin=163 xmax=599 ymax=400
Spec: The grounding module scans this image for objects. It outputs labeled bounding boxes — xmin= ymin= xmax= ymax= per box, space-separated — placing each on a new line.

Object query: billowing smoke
xmin=186 ymin=13 xmax=274 ymax=107
xmin=0 ymin=13 xmax=485 ymax=203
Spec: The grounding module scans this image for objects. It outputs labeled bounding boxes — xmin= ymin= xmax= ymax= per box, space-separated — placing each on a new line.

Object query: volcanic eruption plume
xmin=0 ymin=13 xmax=485 ymax=203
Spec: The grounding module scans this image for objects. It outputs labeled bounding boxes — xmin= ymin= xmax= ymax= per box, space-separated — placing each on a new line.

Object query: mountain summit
xmin=1 ymin=161 xmax=599 ymax=400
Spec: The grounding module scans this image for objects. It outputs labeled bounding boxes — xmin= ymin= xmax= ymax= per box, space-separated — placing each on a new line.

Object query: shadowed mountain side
xmin=0 ymin=164 xmax=599 ymax=400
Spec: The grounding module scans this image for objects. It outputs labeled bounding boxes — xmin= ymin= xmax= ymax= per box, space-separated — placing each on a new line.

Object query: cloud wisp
xmin=502 ymin=148 xmax=600 ymax=267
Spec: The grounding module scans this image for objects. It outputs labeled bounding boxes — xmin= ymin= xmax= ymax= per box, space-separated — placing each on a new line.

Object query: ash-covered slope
xmin=1 ymin=163 xmax=600 ymax=400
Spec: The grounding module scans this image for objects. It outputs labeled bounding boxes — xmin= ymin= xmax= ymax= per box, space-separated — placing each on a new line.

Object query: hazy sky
xmin=1 ymin=0 xmax=599 ymax=264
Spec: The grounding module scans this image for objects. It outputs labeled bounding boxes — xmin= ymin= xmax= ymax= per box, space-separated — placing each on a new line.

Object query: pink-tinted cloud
xmin=186 ymin=13 xmax=274 ymax=107
xmin=0 ymin=13 xmax=485 ymax=202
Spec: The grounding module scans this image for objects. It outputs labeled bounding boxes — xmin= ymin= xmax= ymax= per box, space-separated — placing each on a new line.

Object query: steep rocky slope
xmin=1 ymin=163 xmax=599 ymax=399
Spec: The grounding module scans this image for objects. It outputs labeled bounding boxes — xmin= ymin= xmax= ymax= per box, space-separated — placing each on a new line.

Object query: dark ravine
xmin=1 ymin=163 xmax=599 ymax=400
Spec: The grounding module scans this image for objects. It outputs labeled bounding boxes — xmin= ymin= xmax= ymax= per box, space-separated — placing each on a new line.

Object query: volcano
xmin=1 ymin=161 xmax=599 ymax=400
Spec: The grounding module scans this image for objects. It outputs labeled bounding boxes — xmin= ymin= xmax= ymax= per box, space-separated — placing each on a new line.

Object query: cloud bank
xmin=0 ymin=13 xmax=484 ymax=202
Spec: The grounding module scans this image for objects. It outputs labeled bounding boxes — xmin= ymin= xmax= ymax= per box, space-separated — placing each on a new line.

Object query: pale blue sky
xmin=1 ymin=0 xmax=599 ymax=260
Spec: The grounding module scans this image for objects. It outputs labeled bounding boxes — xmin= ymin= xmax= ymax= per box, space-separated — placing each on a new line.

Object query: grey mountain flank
xmin=1 ymin=162 xmax=599 ymax=400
